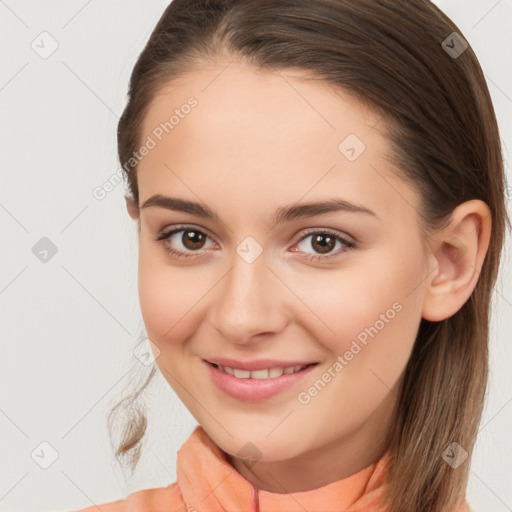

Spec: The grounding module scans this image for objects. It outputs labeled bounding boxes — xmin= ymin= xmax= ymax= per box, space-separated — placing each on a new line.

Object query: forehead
xmin=137 ymin=61 xmax=420 ymax=225
xmin=142 ymin=61 xmax=380 ymax=147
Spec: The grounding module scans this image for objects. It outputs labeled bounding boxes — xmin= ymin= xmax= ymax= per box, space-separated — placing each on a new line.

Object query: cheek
xmin=294 ymin=259 xmax=423 ymax=432
xmin=299 ymin=252 xmax=423 ymax=369
xmin=137 ymin=247 xmax=205 ymax=345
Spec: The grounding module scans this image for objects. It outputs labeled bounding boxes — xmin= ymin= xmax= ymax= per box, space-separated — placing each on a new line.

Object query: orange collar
xmin=176 ymin=425 xmax=391 ymax=512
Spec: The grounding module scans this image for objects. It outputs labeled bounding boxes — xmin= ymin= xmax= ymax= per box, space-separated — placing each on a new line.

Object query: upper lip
xmin=204 ymin=357 xmax=318 ymax=371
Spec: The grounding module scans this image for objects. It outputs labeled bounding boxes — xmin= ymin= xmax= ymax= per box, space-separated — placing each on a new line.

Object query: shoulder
xmin=68 ymin=482 xmax=186 ymax=512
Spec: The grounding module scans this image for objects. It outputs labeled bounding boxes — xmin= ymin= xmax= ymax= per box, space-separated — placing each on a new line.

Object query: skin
xmin=125 ymin=59 xmax=491 ymax=493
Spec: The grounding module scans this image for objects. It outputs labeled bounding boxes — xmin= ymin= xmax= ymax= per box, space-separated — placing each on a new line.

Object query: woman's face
xmin=132 ymin=60 xmax=431 ymax=490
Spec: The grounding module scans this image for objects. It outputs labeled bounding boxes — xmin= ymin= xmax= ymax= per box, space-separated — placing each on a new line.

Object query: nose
xmin=208 ymin=250 xmax=289 ymax=345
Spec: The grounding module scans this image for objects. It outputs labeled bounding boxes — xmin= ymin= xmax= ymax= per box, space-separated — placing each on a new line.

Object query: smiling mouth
xmin=203 ymin=359 xmax=320 ymax=402
xmin=207 ymin=361 xmax=318 ymax=380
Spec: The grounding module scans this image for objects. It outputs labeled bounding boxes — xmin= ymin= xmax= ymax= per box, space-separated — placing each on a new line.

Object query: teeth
xmin=233 ymin=368 xmax=251 ymax=378
xmin=250 ymin=369 xmax=272 ymax=379
xmin=269 ymin=367 xmax=284 ymax=378
xmin=218 ymin=364 xmax=308 ymax=379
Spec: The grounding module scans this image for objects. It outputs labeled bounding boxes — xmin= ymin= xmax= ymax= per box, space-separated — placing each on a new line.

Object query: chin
xmin=204 ymin=424 xmax=302 ymax=464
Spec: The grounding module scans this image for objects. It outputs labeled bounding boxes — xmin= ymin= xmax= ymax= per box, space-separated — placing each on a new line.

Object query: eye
xmin=154 ymin=225 xmax=355 ymax=262
xmin=154 ymin=225 xmax=216 ymax=259
xmin=291 ymin=229 xmax=355 ymax=262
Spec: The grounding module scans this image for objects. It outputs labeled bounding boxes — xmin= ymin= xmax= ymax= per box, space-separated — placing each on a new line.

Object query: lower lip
xmin=203 ymin=360 xmax=318 ymax=402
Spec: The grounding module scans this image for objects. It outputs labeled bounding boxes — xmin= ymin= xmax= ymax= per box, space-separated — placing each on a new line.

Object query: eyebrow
xmin=140 ymin=194 xmax=378 ymax=224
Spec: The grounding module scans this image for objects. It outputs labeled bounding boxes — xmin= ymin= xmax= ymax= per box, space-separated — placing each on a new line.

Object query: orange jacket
xmin=71 ymin=425 xmax=473 ymax=512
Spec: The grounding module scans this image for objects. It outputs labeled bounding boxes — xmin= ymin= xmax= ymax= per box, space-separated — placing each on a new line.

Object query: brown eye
xmin=310 ymin=233 xmax=337 ymax=254
xmin=292 ymin=229 xmax=355 ymax=262
xmin=155 ymin=225 xmax=215 ymax=259
xmin=181 ymin=229 xmax=207 ymax=250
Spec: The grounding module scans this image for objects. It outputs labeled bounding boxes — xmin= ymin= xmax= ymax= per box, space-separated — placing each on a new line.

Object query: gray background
xmin=1 ymin=1 xmax=511 ymax=511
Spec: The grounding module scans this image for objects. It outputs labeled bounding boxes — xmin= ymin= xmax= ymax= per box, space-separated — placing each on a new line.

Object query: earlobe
xmin=421 ymin=200 xmax=492 ymax=322
xmin=125 ymin=195 xmax=140 ymax=220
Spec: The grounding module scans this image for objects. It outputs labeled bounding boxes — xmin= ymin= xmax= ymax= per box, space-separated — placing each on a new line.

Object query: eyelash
xmin=154 ymin=225 xmax=355 ymax=262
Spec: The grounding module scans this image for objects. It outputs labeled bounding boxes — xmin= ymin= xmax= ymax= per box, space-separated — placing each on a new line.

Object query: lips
xmin=203 ymin=358 xmax=319 ymax=401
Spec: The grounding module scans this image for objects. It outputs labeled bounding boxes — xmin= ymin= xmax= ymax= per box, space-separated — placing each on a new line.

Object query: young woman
xmin=72 ymin=0 xmax=509 ymax=511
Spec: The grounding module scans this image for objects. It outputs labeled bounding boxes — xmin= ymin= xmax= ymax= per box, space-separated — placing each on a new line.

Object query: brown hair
xmin=109 ymin=1 xmax=510 ymax=511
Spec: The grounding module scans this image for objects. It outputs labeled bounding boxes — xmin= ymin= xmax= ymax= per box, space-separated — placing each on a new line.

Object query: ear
xmin=421 ymin=199 xmax=492 ymax=322
xmin=125 ymin=195 xmax=139 ymax=220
